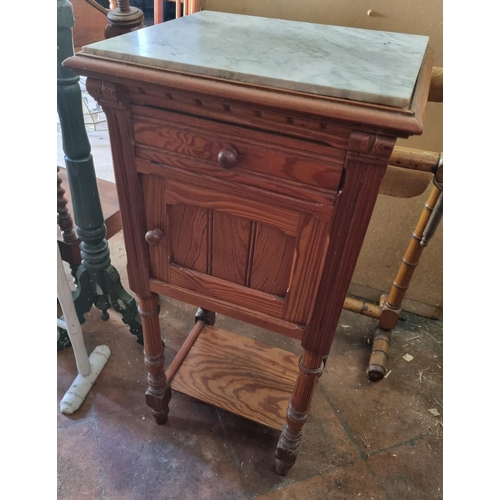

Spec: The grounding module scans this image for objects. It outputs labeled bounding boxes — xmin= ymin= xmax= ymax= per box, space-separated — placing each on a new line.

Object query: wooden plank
xmin=169 ymin=204 xmax=208 ymax=273
xmin=150 ymin=279 xmax=304 ymax=340
xmin=211 ymin=211 xmax=252 ymax=286
xmin=141 ymin=174 xmax=169 ymax=282
xmin=132 ymin=104 xmax=346 ymax=165
xmin=133 ymin=117 xmax=343 ymax=191
xmin=165 ymin=179 xmax=300 ymax=237
xmin=250 ymin=224 xmax=295 ymax=297
xmin=127 ymin=91 xmax=351 ymax=150
xmin=170 ymin=266 xmax=284 ymax=318
xmin=303 ymin=132 xmax=394 ymax=354
xmin=136 ymin=156 xmax=336 ymax=220
xmin=64 ymin=56 xmax=426 ymax=137
xmin=283 ymin=215 xmax=330 ymax=325
xmin=169 ymin=325 xmax=299 ymax=430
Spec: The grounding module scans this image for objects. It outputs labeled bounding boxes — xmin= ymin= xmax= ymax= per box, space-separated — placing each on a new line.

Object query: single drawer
xmin=131 ymin=106 xmax=346 ymax=204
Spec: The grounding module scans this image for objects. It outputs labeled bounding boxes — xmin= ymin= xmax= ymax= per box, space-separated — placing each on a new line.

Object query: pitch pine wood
xmin=150 ymin=279 xmax=305 ymax=340
xmin=211 ymin=211 xmax=252 ymax=286
xmin=170 ymin=266 xmax=285 ymax=318
xmin=132 ymin=107 xmax=345 ymax=194
xmin=141 ymin=173 xmax=169 ymax=282
xmin=164 ymin=179 xmax=301 ymax=237
xmin=169 ymin=204 xmax=208 ymax=274
xmin=136 ymin=157 xmax=335 ymax=221
xmin=250 ymin=224 xmax=295 ymax=297
xmin=283 ymin=215 xmax=330 ymax=325
xmin=169 ymin=325 xmax=299 ymax=430
xmin=165 ymin=320 xmax=205 ymax=384
xmin=64 ymin=41 xmax=433 ymax=473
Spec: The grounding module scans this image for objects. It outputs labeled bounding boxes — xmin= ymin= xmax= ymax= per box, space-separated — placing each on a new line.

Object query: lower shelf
xmin=169 ymin=325 xmax=299 ymax=431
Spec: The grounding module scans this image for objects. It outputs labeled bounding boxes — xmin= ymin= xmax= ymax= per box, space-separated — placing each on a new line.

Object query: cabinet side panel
xmin=282 ymin=215 xmax=330 ymax=325
xmin=303 ymin=132 xmax=396 ymax=355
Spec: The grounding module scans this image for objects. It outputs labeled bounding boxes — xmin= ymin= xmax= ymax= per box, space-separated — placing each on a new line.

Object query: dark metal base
xmin=58 ymin=263 xmax=144 ymax=350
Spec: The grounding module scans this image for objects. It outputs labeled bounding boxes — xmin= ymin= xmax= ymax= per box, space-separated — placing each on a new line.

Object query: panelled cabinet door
xmin=142 ymin=173 xmax=331 ymax=327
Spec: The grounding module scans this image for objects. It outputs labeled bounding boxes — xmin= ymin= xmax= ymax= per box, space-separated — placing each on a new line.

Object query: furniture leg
xmin=366 ymin=179 xmax=443 ymax=381
xmin=139 ymin=293 xmax=171 ymax=425
xmin=275 ymin=350 xmax=324 ymax=476
xmin=57 ymin=0 xmax=143 ymax=344
xmin=57 ymin=166 xmax=80 ymax=281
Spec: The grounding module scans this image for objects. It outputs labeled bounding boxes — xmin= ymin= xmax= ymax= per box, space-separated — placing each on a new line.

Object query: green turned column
xmin=57 ymin=0 xmax=143 ymax=344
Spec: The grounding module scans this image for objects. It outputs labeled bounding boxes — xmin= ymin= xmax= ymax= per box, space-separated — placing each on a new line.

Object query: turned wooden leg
xmin=138 ymin=293 xmax=171 ymax=425
xmin=275 ymin=350 xmax=324 ymax=476
xmin=57 ymin=167 xmax=80 ymax=281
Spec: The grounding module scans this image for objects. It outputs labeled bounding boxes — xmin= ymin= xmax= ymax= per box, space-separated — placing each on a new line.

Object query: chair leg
xmin=366 ymin=182 xmax=443 ymax=381
xmin=275 ymin=350 xmax=324 ymax=475
xmin=139 ymin=293 xmax=171 ymax=425
xmin=57 ymin=167 xmax=80 ymax=281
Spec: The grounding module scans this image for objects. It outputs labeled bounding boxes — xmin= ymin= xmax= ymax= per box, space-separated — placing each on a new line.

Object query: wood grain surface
xmin=150 ymin=279 xmax=304 ymax=340
xmin=170 ymin=266 xmax=284 ymax=318
xmin=136 ymin=157 xmax=335 ymax=220
xmin=250 ymin=223 xmax=296 ymax=297
xmin=169 ymin=325 xmax=299 ymax=430
xmin=68 ymin=42 xmax=434 ymax=473
xmin=212 ymin=211 xmax=252 ymax=285
xmin=168 ymin=204 xmax=208 ymax=273
xmin=165 ymin=179 xmax=300 ymax=237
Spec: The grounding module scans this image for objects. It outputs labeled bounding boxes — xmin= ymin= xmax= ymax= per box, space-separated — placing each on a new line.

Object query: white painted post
xmin=57 ymin=245 xmax=91 ymax=376
xmin=57 ymin=245 xmax=111 ymax=414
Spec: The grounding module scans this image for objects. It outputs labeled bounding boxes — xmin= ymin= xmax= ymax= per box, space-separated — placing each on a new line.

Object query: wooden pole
xmin=366 ymin=181 xmax=443 ymax=381
xmin=165 ymin=320 xmax=205 ymax=383
xmin=389 ymin=146 xmax=441 ymax=173
xmin=342 ymin=296 xmax=381 ymax=319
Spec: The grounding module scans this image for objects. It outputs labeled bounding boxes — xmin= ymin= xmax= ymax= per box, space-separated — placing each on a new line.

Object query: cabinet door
xmin=142 ymin=173 xmax=330 ymax=328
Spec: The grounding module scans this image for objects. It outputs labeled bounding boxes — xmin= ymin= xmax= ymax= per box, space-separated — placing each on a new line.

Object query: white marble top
xmin=82 ymin=11 xmax=429 ymax=108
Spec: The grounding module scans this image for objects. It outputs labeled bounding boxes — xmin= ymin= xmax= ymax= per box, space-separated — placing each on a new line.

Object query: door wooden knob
xmin=145 ymin=229 xmax=163 ymax=246
xmin=217 ymin=147 xmax=240 ymax=169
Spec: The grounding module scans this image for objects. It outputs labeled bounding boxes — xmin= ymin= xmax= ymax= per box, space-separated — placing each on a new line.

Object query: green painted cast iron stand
xmin=57 ymin=0 xmax=143 ymax=348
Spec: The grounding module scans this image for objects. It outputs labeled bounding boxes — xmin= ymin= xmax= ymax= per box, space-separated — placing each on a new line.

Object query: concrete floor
xmin=57 ymin=85 xmax=443 ymax=499
xmin=57 ymin=230 xmax=443 ymax=500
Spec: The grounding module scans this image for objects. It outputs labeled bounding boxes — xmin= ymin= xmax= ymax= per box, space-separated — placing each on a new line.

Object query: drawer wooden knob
xmin=145 ymin=229 xmax=163 ymax=246
xmin=217 ymin=147 xmax=240 ymax=169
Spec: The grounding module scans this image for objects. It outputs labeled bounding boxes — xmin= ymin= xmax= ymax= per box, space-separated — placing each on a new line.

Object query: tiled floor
xmin=57 ymin=229 xmax=443 ymax=500
xmin=57 ymin=83 xmax=443 ymax=499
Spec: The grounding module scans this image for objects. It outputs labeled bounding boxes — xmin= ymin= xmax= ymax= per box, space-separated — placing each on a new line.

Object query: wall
xmin=201 ymin=0 xmax=443 ymax=318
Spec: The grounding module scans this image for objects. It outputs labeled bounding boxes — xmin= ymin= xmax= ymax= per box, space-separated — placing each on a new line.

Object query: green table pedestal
xmin=57 ymin=0 xmax=143 ymax=348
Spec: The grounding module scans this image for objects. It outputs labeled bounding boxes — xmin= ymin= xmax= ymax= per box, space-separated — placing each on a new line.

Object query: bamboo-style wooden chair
xmin=344 ymin=67 xmax=443 ymax=381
